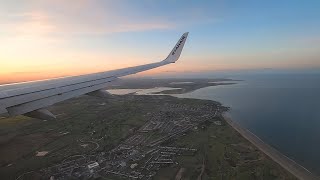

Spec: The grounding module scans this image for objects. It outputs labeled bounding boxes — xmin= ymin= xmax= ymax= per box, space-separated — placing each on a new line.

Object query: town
xmin=33 ymin=99 xmax=225 ymax=179
xmin=4 ymin=94 xmax=295 ymax=180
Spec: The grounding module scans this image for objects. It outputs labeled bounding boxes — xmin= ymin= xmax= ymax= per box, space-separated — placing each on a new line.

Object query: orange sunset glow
xmin=1 ymin=0 xmax=320 ymax=84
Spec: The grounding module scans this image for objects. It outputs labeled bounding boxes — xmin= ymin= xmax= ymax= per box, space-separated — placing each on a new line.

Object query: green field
xmin=153 ymin=118 xmax=296 ymax=180
xmin=0 ymin=94 xmax=296 ymax=179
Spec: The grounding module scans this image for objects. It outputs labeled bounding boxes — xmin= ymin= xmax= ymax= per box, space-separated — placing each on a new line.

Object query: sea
xmin=175 ymin=73 xmax=320 ymax=175
xmin=109 ymin=72 xmax=320 ymax=175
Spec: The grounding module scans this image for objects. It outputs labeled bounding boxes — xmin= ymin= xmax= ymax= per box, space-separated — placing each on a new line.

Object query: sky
xmin=1 ymin=0 xmax=320 ymax=83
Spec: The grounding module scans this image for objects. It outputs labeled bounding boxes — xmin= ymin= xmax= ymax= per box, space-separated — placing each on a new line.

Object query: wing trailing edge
xmin=0 ymin=32 xmax=189 ymax=120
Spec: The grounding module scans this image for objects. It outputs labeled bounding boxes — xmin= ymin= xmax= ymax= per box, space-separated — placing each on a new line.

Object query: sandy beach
xmin=223 ymin=115 xmax=319 ymax=180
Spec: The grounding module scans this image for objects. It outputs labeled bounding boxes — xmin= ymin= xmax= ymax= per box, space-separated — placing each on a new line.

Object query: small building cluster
xmin=35 ymin=100 xmax=223 ymax=179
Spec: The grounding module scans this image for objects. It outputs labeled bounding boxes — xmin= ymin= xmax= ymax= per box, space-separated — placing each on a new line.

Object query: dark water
xmin=176 ymin=73 xmax=320 ymax=174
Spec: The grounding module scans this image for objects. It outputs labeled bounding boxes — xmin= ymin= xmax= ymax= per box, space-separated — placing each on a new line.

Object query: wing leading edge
xmin=0 ymin=32 xmax=189 ymax=119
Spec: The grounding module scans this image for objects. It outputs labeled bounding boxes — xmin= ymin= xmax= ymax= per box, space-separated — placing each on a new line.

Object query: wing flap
xmin=7 ymin=81 xmax=117 ymax=116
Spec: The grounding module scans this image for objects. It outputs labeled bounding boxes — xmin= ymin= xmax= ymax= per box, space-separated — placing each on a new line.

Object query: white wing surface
xmin=0 ymin=32 xmax=189 ymax=119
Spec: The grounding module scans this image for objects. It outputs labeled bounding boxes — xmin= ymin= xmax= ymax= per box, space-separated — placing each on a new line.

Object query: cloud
xmin=4 ymin=12 xmax=57 ymax=37
xmin=0 ymin=0 xmax=176 ymax=39
xmin=1 ymin=0 xmax=224 ymax=38
xmin=8 ymin=71 xmax=41 ymax=75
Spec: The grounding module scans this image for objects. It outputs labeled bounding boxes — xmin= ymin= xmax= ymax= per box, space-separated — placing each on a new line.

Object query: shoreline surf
xmin=223 ymin=114 xmax=319 ymax=180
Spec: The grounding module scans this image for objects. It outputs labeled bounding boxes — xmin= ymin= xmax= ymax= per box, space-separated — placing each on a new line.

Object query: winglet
xmin=163 ymin=32 xmax=189 ymax=64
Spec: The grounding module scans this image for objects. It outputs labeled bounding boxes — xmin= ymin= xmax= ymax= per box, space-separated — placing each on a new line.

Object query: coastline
xmin=107 ymin=79 xmax=320 ymax=179
xmin=223 ymin=114 xmax=319 ymax=180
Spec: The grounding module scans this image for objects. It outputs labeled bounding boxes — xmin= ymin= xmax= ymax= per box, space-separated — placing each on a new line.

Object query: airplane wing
xmin=0 ymin=32 xmax=189 ymax=120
